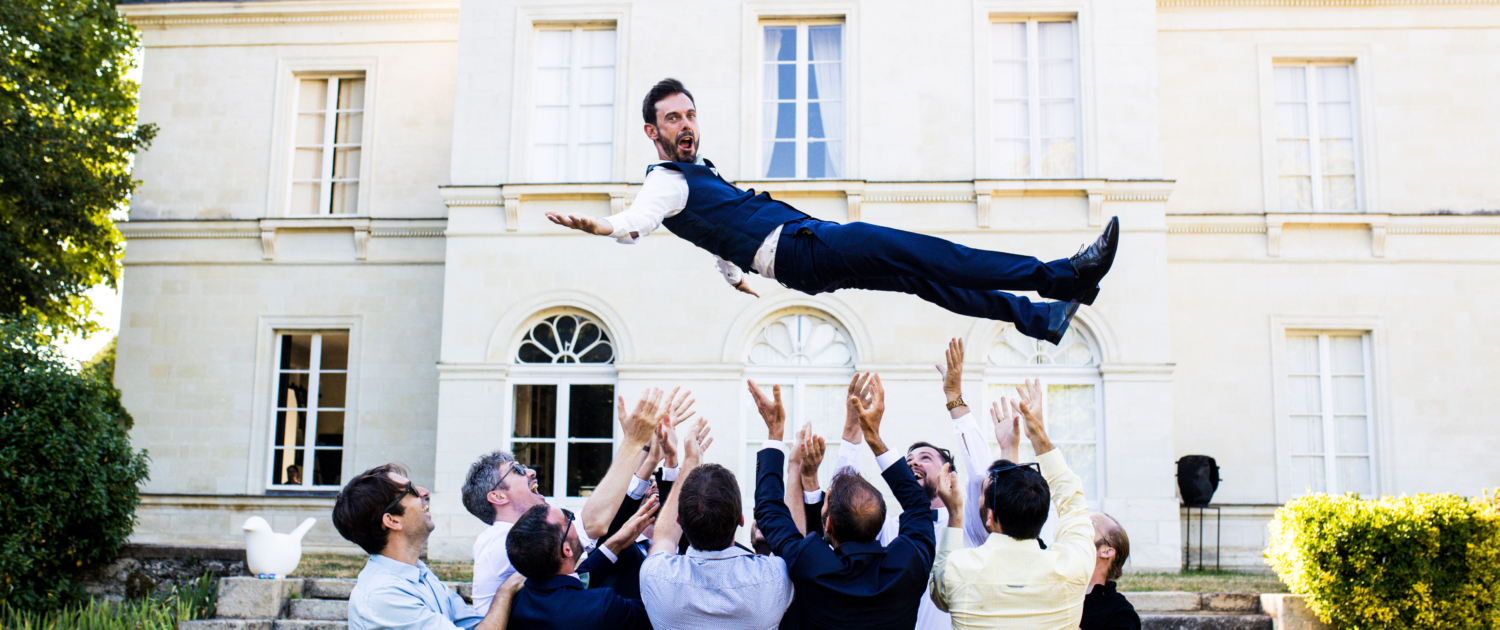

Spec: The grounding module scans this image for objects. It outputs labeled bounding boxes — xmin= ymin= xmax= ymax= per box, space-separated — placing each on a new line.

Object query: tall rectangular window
xmin=532 ymin=27 xmax=616 ymax=183
xmin=762 ymin=22 xmax=844 ymax=179
xmin=1274 ymin=63 xmax=1358 ymax=212
xmin=1286 ymin=333 xmax=1374 ymax=496
xmin=512 ymin=382 xmax=615 ymax=499
xmin=991 ymin=20 xmax=1079 ymax=178
xmin=270 ymin=332 xmax=349 ymax=489
xmin=291 ymin=76 xmax=364 ymax=215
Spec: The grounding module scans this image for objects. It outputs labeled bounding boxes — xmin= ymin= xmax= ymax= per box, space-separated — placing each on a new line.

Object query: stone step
xmin=1125 ymin=591 xmax=1263 ymax=614
xmin=1142 ymin=613 xmax=1273 ymax=630
xmin=181 ymin=623 xmax=346 ymax=630
xmin=273 ymin=621 xmax=348 ymax=630
xmin=288 ymin=599 xmax=348 ymax=621
xmin=302 ymin=579 xmax=356 ymax=600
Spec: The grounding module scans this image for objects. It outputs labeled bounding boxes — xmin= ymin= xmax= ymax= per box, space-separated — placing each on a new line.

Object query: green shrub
xmin=1265 ymin=491 xmax=1500 ymax=630
xmin=0 ymin=572 xmax=216 ymax=630
xmin=0 ymin=319 xmax=150 ymax=609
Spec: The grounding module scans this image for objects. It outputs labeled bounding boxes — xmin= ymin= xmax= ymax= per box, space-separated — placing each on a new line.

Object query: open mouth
xmin=911 ymin=467 xmax=926 ymax=480
xmin=676 ymin=135 xmax=694 ymax=151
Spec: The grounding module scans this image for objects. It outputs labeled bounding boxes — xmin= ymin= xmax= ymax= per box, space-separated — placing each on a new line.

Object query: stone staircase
xmin=185 ymin=577 xmax=1326 ymax=630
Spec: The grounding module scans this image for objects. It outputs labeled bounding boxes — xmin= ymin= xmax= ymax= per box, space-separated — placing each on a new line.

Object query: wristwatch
xmin=946 ymin=396 xmax=967 ymax=411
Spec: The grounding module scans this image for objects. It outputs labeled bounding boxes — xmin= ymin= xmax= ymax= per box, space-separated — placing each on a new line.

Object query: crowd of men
xmin=331 ymin=340 xmax=1142 ymax=630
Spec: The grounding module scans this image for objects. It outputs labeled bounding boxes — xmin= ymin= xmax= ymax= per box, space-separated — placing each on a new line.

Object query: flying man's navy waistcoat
xmin=649 ymin=160 xmax=809 ymax=272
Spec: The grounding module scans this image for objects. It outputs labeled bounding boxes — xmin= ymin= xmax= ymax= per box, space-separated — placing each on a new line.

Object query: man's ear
xmin=1099 ymin=546 xmax=1116 ymax=559
xmin=382 ymin=512 xmax=403 ymax=532
xmin=488 ymin=489 xmax=510 ymax=508
xmin=643 ymin=123 xmax=660 ymax=142
xmin=738 ymin=514 xmax=745 ymax=528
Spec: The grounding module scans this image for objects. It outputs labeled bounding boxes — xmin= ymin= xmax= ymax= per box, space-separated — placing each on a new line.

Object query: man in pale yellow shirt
xmin=928 ymin=379 xmax=1095 ymax=630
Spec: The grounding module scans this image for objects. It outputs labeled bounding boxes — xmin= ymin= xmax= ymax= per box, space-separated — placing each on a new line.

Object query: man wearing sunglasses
xmin=505 ymin=502 xmax=657 ymax=630
xmin=461 ymin=452 xmax=549 ymax=614
xmin=335 ymin=463 xmax=524 ymax=630
xmin=928 ymin=378 xmax=1096 ymax=630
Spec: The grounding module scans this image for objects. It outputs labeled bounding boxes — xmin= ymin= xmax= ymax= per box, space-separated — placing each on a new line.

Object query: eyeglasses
xmin=384 ymin=482 xmax=418 ymax=514
xmin=560 ymin=508 xmax=575 ymax=555
xmin=908 ymin=446 xmax=954 ymax=465
xmin=493 ymin=462 xmax=532 ymax=493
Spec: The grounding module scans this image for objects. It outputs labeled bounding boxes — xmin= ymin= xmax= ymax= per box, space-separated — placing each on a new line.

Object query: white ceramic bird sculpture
xmin=243 ymin=516 xmax=316 ymax=578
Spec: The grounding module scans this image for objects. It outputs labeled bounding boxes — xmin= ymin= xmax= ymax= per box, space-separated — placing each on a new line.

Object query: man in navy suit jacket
xmin=751 ymin=373 xmax=937 ymax=630
xmin=505 ymin=503 xmax=657 ymax=630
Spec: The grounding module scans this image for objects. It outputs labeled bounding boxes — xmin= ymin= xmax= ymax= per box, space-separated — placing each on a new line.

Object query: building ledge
xmin=1166 ymin=212 xmax=1500 ymax=257
xmin=118 ymin=217 xmax=447 ymax=260
xmin=117 ymin=0 xmax=460 ymax=27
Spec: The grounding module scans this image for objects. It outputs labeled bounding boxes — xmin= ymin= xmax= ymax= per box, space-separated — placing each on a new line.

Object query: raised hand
xmin=800 ymin=427 xmax=826 ymax=487
xmin=934 ymin=463 xmax=963 ymax=528
xmin=683 ymin=418 xmax=713 ymax=466
xmin=618 ymin=389 xmax=665 ymax=446
xmin=1004 ymin=378 xmax=1051 ymax=455
xmin=849 ymin=373 xmax=888 ymax=455
xmin=666 ymin=387 xmax=699 ymax=429
xmin=936 ymin=338 xmax=966 ymax=407
xmin=842 ymin=372 xmax=868 ymax=443
xmin=990 ymin=401 xmax=1021 ymax=462
xmin=544 ymin=211 xmax=608 ymax=235
xmin=789 ymin=423 xmax=807 ymax=471
xmin=604 ymin=494 xmax=660 ymax=555
xmin=658 ymin=420 xmax=679 ymax=469
xmin=747 ymin=380 xmax=786 ymax=441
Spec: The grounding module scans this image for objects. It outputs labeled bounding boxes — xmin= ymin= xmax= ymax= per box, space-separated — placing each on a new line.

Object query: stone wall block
xmin=1260 ymin=594 xmax=1334 ymax=630
xmin=216 ymin=577 xmax=303 ymax=619
xmin=180 ymin=621 xmax=274 ymax=630
xmin=302 ymin=578 xmax=356 ymax=599
xmin=1204 ymin=592 xmax=1262 ymax=613
xmin=1125 ymin=591 xmax=1203 ymax=612
xmin=288 ymin=599 xmax=348 ymax=621
xmin=272 ymin=621 xmax=347 ymax=630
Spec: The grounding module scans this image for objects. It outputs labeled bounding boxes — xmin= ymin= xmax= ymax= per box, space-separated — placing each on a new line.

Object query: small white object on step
xmin=243 ymin=516 xmax=316 ymax=578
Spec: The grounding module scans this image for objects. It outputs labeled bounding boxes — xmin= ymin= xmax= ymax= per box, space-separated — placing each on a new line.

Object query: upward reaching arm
xmin=650 ymin=419 xmax=712 ymax=556
xmin=853 ymin=372 xmax=936 ymax=563
xmin=936 ymin=338 xmax=1000 ymax=547
xmin=1005 ymin=379 xmax=1094 ymax=583
xmin=580 ymin=388 xmax=692 ymax=539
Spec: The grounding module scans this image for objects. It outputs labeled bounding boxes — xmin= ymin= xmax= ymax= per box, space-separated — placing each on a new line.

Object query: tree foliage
xmin=0 ymin=0 xmax=156 ymax=338
xmin=0 ymin=318 xmax=149 ymax=610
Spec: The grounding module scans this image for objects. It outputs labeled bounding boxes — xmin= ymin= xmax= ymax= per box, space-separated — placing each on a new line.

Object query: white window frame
xmin=266 ymin=58 xmax=378 ymax=219
xmin=1271 ymin=62 xmax=1361 ymax=213
xmin=758 ymin=19 xmax=846 ymax=180
xmin=248 ymin=315 xmax=362 ymax=495
xmin=739 ymin=3 xmax=861 ymax=182
xmin=506 ymin=368 xmax=619 ymax=509
xmin=982 ymin=365 xmax=1106 ymax=509
xmin=265 ymin=331 xmax=351 ymax=491
xmin=530 ymin=26 xmax=618 ymax=183
xmin=1281 ymin=332 xmax=1377 ymax=497
xmin=507 ymin=8 xmax=630 ymax=185
xmin=290 ymin=75 xmax=365 ymax=215
xmin=1256 ymin=45 xmax=1380 ymax=215
xmin=1269 ymin=316 xmax=1389 ymax=502
xmin=989 ymin=17 xmax=1082 ymax=179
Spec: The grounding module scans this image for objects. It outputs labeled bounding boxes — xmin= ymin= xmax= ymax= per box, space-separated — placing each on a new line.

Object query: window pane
xmin=1274 ymin=66 xmax=1306 ymax=102
xmin=569 ymin=384 xmax=615 ymax=439
xmin=290 ymin=183 xmax=321 ymax=215
xmin=1291 ymin=456 xmax=1325 ymax=494
xmin=533 ymin=106 xmax=569 ymax=144
xmin=514 ymin=385 xmax=558 ymax=438
xmin=1037 ymin=21 xmax=1074 ymax=59
xmin=513 ymin=442 xmax=556 ymax=496
xmin=1329 ymin=336 xmax=1363 ymax=373
xmin=992 ymin=101 xmax=1029 ymax=138
xmin=1319 ymin=102 xmax=1353 ymax=139
xmin=808 ymin=141 xmax=828 ymax=179
xmin=1336 ymin=456 xmax=1372 ymax=495
xmin=1039 ymin=138 xmax=1077 ymax=177
xmin=1040 ymin=101 xmax=1075 ymax=137
xmin=335 ymin=111 xmax=362 ymax=145
xmin=1277 ymin=140 xmax=1310 ymax=175
xmin=1322 ymin=176 xmax=1356 ymax=211
xmin=775 ymin=63 xmax=796 ymax=100
xmin=765 ymin=26 xmax=796 ymax=62
xmin=1038 ymin=61 xmax=1074 ymax=99
xmin=1334 ymin=416 xmax=1367 ymax=454
xmin=992 ymin=61 xmax=1028 ymax=100
xmin=1047 ymin=384 xmax=1096 ymax=441
xmin=1286 ymin=336 xmax=1319 ymax=373
xmin=277 ymin=371 xmax=311 ymax=409
xmin=580 ymin=67 xmax=614 ymax=105
xmin=332 ymin=182 xmax=359 ymax=215
xmin=318 ymin=373 xmax=348 ymax=409
xmin=1318 ymin=65 xmax=1352 ymax=102
xmin=803 ymin=385 xmax=847 ymax=439
xmin=321 ymin=333 xmax=350 ymax=370
xmin=297 ymin=78 xmax=328 ymax=111
xmin=293 ymin=148 xmax=324 ymax=180
xmin=333 ymin=148 xmax=360 ymax=179
xmin=808 ymin=103 xmax=826 ymax=139
xmin=994 ymin=140 xmax=1030 ymax=178
xmin=273 ymin=448 xmax=306 ymax=485
xmin=1288 ymin=375 xmax=1321 ymax=414
xmin=580 ymin=104 xmax=613 ymax=144
xmin=280 ymin=334 xmax=312 ymax=368
xmin=274 ymin=409 xmax=308 ymax=447
xmin=532 ymin=146 xmax=566 ymax=183
xmin=992 ymin=22 xmax=1026 ymax=60
xmin=568 ymin=442 xmax=613 ymax=497
xmin=1275 ymin=104 xmax=1308 ymax=138
xmin=1279 ymin=177 xmax=1312 ymax=212
xmin=338 ymin=77 xmax=364 ymax=109
xmin=1058 ymin=443 xmax=1096 ymax=498
xmin=1332 ymin=376 xmax=1365 ymax=415
xmin=1290 ymin=415 xmax=1323 ymax=453
xmin=315 ymin=411 xmax=345 ymax=446
xmin=295 ymin=113 xmax=325 ymax=145
xmin=808 ymin=26 xmax=841 ymax=60
xmin=581 ymin=29 xmax=616 ymax=66
xmin=312 ymin=449 xmax=342 ymax=486
xmin=536 ymin=30 xmax=571 ymax=68
xmin=534 ymin=67 xmax=570 ymax=105
xmin=577 ymin=145 xmax=612 ymax=182
xmin=764 ymin=141 xmax=795 ymax=178
xmin=1320 ymin=139 xmax=1355 ymax=175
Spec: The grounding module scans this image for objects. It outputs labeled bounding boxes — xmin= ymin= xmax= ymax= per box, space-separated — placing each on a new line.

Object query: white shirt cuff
xmin=803 ymin=489 xmax=824 ymax=504
xmin=597 ymin=545 xmax=619 ymax=564
xmin=626 ymin=476 xmax=650 ymax=500
xmin=842 ymin=438 xmax=863 ymax=449
xmin=951 ymin=411 xmax=978 ymax=432
xmin=874 ymin=448 xmax=904 ymax=472
xmin=661 ymin=466 xmax=679 ymax=482
xmin=762 ymin=440 xmax=788 ymax=454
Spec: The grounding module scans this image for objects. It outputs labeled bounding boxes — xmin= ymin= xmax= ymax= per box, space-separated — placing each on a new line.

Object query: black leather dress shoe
xmin=1044 ymin=301 xmax=1081 ymax=345
xmin=1068 ymin=216 xmax=1119 ymax=304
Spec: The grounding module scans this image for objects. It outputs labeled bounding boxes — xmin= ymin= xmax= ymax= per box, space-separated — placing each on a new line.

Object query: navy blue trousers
xmin=773 ymin=219 xmax=1077 ymax=340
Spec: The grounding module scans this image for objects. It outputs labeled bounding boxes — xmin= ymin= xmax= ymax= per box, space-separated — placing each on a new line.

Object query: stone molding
xmin=118 ymin=0 xmax=460 ymax=27
xmin=1166 ymin=213 xmax=1500 ymax=257
xmin=119 ymin=218 xmax=446 ymax=261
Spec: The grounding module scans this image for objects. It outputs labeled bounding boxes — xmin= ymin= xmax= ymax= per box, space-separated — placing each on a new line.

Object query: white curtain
xmin=809 ymin=26 xmax=843 ymax=178
xmin=762 ymin=28 xmax=786 ymax=177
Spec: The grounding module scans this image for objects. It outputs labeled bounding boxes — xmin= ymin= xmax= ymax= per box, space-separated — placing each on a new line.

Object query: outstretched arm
xmin=855 ymin=373 xmax=936 ymax=561
xmin=580 ymin=388 xmax=686 ymax=539
xmin=650 ymin=420 xmax=711 ymax=556
xmin=544 ymin=167 xmax=686 ymax=242
xmin=936 ymin=338 xmax=999 ymax=547
xmin=1006 ymin=379 xmax=1094 ymax=584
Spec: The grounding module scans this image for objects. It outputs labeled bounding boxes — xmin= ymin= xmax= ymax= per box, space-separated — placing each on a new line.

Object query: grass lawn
xmin=1118 ymin=570 xmax=1289 ymax=594
xmin=296 ymin=554 xmax=474 ymax=582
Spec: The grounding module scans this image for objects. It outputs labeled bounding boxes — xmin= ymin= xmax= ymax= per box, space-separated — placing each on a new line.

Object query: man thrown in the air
xmin=546 ymin=78 xmax=1118 ymax=343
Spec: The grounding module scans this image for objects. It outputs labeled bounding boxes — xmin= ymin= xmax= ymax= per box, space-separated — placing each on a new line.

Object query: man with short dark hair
xmin=638 ymin=418 xmax=793 ymax=629
xmin=333 ymin=463 xmax=521 ymax=630
xmin=546 ymin=78 xmax=1120 ymax=344
xmin=1080 ymin=512 xmax=1141 ymax=630
xmin=929 ymin=379 xmax=1095 ymax=630
xmin=752 ymin=373 xmax=936 ymax=630
xmin=461 ymin=451 xmax=546 ymax=614
xmin=505 ymin=501 xmax=656 ymax=630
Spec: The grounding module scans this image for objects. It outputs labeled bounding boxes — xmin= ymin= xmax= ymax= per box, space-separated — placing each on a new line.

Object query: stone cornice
xmin=1160 ymin=0 xmax=1497 ymax=6
xmin=117 ymin=0 xmax=460 ymax=27
xmin=1166 ymin=213 xmax=1500 ymax=257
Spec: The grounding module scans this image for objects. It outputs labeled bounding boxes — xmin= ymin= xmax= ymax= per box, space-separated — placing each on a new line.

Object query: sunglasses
xmin=493 ymin=462 xmax=533 ymax=493
xmin=988 ymin=462 xmax=1042 ymax=511
xmin=384 ymin=482 xmax=419 ymax=514
xmin=560 ymin=508 xmax=575 ymax=554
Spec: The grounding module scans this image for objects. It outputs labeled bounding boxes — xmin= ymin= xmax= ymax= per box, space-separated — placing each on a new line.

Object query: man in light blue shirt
xmin=332 ymin=463 xmax=523 ymax=630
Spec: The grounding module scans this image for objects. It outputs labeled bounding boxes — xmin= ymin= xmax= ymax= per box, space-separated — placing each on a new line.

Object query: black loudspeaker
xmin=1176 ymin=455 xmax=1220 ymax=506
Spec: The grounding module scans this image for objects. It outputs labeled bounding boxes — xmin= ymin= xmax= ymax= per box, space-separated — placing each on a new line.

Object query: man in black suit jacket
xmin=751 ymin=372 xmax=937 ymax=630
xmin=505 ymin=502 xmax=658 ymax=630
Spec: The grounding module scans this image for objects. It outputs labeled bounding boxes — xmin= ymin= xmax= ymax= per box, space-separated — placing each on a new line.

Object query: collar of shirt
xmin=527 ymin=574 xmax=586 ymax=592
xmin=367 ymin=553 xmax=428 ymax=583
xmin=685 ymin=545 xmax=752 ymax=561
xmin=1087 ymin=581 xmax=1119 ymax=599
xmin=983 ymin=531 xmax=1047 ymax=550
xmin=835 ymin=539 xmax=887 ymax=557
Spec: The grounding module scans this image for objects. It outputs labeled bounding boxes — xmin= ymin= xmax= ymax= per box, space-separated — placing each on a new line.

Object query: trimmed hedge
xmin=1266 ymin=491 xmax=1500 ymax=630
xmin=0 ymin=320 xmax=150 ymax=609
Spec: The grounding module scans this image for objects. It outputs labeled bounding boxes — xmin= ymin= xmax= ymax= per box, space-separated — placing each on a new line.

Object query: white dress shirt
xmin=605 ymin=159 xmax=784 ymax=286
xmin=468 ymin=520 xmax=514 ymax=615
xmin=816 ymin=411 xmax=994 ymax=630
xmin=639 ymin=545 xmax=795 ymax=630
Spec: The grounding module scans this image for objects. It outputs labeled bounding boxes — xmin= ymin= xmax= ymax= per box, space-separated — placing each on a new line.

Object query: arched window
xmin=510 ymin=312 xmax=616 ymax=504
xmin=743 ymin=312 xmax=856 ymax=483
xmin=984 ymin=323 xmax=1105 ymax=503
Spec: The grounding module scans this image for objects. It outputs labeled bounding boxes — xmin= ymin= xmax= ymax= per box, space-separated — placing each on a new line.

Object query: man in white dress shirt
xmin=804 ymin=339 xmax=1016 ymax=630
xmin=461 ymin=450 xmax=546 ymax=614
xmin=545 ymin=78 xmax=1121 ymax=344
